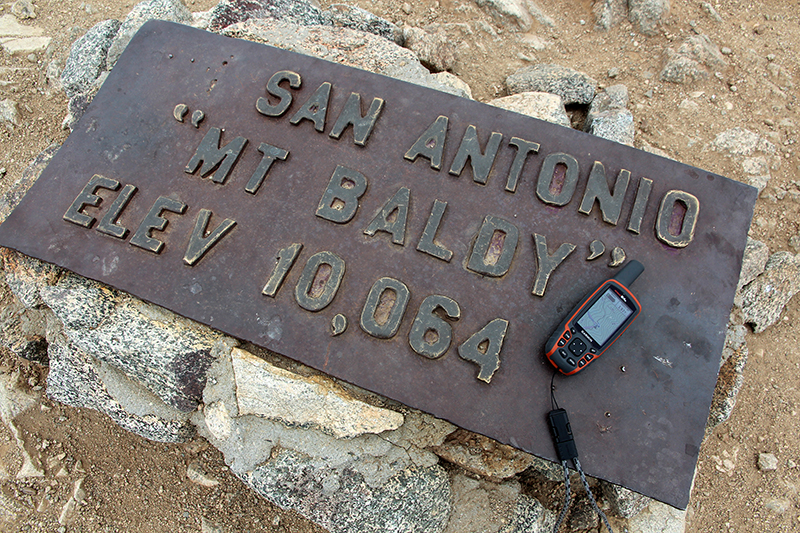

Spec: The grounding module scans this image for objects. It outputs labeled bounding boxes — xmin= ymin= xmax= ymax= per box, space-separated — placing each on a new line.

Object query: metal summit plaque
xmin=0 ymin=21 xmax=757 ymax=508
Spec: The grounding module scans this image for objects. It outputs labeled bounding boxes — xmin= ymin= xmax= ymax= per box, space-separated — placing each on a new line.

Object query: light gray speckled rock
xmin=47 ymin=339 xmax=193 ymax=442
xmin=586 ymin=84 xmax=634 ymax=145
xmin=432 ymin=72 xmax=473 ymax=99
xmin=737 ymin=251 xmax=800 ymax=333
xmin=242 ymin=450 xmax=451 ymax=533
xmin=474 ymin=0 xmax=532 ymax=31
xmin=625 ymin=500 xmax=686 ymax=533
xmin=661 ymin=34 xmax=725 ymax=84
xmin=601 ymin=482 xmax=650 ymax=519
xmin=221 ymin=18 xmax=464 ymax=96
xmin=195 ymin=347 xmax=453 ymax=533
xmin=0 ymin=368 xmax=44 ymax=478
xmin=488 ymin=91 xmax=570 ymax=127
xmin=711 ymin=127 xmax=775 ymax=156
xmin=506 ymin=64 xmax=596 ymax=105
xmin=107 ymin=0 xmax=193 ymax=67
xmin=403 ymin=25 xmax=456 ymax=73
xmin=628 ymin=0 xmax=669 ymax=36
xmin=707 ymin=321 xmax=747 ymax=429
xmin=1 ymin=249 xmax=61 ymax=309
xmin=587 ymin=84 xmax=628 ymax=118
xmin=589 ymin=108 xmax=635 ymax=146
xmin=322 ymin=4 xmax=403 ymax=44
xmin=60 ymin=19 xmax=120 ymax=99
xmin=40 ymin=272 xmax=237 ymax=412
xmin=433 ymin=429 xmax=536 ymax=482
xmin=0 ymin=279 xmax=49 ymax=364
xmin=207 ymin=0 xmax=323 ymax=33
xmin=0 ymin=98 xmax=19 ymax=132
xmin=737 ymin=238 xmax=769 ymax=291
xmin=593 ymin=0 xmax=627 ymax=31
xmin=444 ymin=473 xmax=555 ymax=533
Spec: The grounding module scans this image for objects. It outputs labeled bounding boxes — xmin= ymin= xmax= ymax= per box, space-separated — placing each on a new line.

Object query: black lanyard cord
xmin=549 ymin=370 xmax=614 ymax=533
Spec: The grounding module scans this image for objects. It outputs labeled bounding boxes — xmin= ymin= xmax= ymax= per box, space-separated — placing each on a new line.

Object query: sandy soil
xmin=1 ymin=0 xmax=798 ymax=531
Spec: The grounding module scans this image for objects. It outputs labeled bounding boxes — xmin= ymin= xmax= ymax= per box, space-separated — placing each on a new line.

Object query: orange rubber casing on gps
xmin=545 ymin=261 xmax=643 ymax=375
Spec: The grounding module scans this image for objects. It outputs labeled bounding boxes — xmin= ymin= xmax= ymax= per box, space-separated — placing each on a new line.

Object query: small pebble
xmin=721 ymin=47 xmax=732 ymax=55
xmin=608 ymin=67 xmax=619 ymax=78
xmin=758 ymin=452 xmax=778 ymax=471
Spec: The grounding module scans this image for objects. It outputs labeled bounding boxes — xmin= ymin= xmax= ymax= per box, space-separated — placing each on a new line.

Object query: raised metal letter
xmin=536 ymin=152 xmax=579 ymax=206
xmin=359 ymin=277 xmax=410 ymax=339
xmin=466 ymin=215 xmax=519 ymax=277
xmin=627 ymin=177 xmax=653 ymax=235
xmin=329 ymin=92 xmax=385 ymax=147
xmin=408 ymin=295 xmax=461 ymax=359
xmin=63 ymin=175 xmax=120 ymax=228
xmin=416 ymin=199 xmax=453 ymax=262
xmin=245 ymin=143 xmax=289 ymax=195
xmin=294 ymin=251 xmax=345 ymax=312
xmin=364 ymin=187 xmax=409 ymax=245
xmin=578 ymin=161 xmax=631 ymax=225
xmin=315 ymin=165 xmax=368 ymax=224
xmin=130 ymin=196 xmax=187 ymax=254
xmin=458 ymin=318 xmax=508 ymax=383
xmin=448 ymin=125 xmax=503 ymax=185
xmin=185 ymin=127 xmax=248 ymax=185
xmin=256 ymin=70 xmax=301 ymax=117
xmin=262 ymin=243 xmax=303 ymax=298
xmin=183 ymin=209 xmax=237 ymax=266
xmin=289 ymin=81 xmax=331 ymax=132
xmin=656 ymin=190 xmax=699 ymax=248
xmin=404 ymin=115 xmax=448 ymax=171
xmin=531 ymin=233 xmax=576 ymax=297
xmin=97 ymin=184 xmax=137 ymax=239
xmin=505 ymin=137 xmax=540 ymax=193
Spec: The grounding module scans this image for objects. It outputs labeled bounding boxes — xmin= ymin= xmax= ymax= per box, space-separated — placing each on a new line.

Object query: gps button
xmin=568 ymin=338 xmax=587 ymax=357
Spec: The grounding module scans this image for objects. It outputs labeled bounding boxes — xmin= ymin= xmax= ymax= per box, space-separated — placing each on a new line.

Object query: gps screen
xmin=577 ymin=288 xmax=633 ymax=346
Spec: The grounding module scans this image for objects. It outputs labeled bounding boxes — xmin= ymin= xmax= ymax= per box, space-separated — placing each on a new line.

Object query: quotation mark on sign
xmin=173 ymin=103 xmax=205 ymax=128
xmin=586 ymin=239 xmax=626 ymax=267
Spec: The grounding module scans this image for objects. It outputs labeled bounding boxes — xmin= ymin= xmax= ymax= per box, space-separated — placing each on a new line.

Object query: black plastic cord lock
xmin=548 ymin=408 xmax=578 ymax=462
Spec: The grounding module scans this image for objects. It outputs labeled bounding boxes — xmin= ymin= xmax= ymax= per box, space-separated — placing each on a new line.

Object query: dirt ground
xmin=0 ymin=0 xmax=798 ymax=531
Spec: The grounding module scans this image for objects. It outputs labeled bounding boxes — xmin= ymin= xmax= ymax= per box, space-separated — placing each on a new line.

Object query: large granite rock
xmin=46 ymin=338 xmax=194 ymax=442
xmin=38 ymin=272 xmax=236 ymax=412
xmin=444 ymin=473 xmax=555 ymax=533
xmin=195 ymin=346 xmax=455 ymax=533
xmin=60 ymin=19 xmax=121 ymax=99
xmin=107 ymin=0 xmax=193 ymax=66
xmin=737 ymin=238 xmax=769 ymax=290
xmin=488 ymin=91 xmax=570 ymax=128
xmin=506 ymin=64 xmax=597 ymax=105
xmin=628 ymin=0 xmax=670 ymax=36
xmin=737 ymin=252 xmax=800 ymax=333
xmin=706 ymin=321 xmax=748 ymax=429
xmin=221 ymin=18 xmax=464 ymax=96
xmin=206 ymin=0 xmax=323 ymax=33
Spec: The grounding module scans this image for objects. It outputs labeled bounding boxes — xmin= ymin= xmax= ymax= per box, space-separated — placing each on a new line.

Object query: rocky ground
xmin=0 ymin=0 xmax=799 ymax=532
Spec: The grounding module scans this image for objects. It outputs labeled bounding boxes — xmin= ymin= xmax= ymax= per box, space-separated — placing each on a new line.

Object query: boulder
xmin=506 ymin=64 xmax=597 ymax=105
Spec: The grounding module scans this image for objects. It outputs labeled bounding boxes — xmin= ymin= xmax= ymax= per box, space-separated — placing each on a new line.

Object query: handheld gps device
xmin=545 ymin=260 xmax=644 ymax=375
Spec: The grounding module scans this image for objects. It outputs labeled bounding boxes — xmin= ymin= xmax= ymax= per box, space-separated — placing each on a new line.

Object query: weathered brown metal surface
xmin=0 ymin=21 xmax=757 ymax=509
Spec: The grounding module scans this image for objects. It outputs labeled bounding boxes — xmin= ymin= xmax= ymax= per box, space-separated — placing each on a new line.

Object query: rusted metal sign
xmin=0 ymin=21 xmax=756 ymax=508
